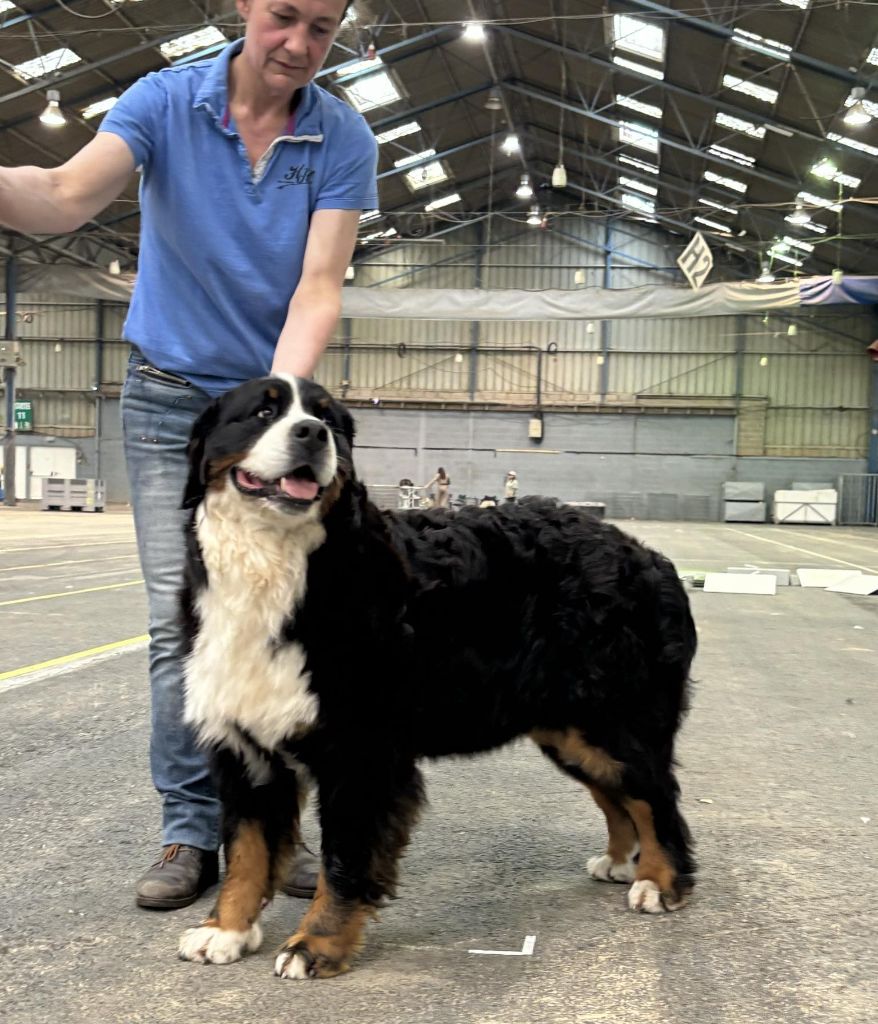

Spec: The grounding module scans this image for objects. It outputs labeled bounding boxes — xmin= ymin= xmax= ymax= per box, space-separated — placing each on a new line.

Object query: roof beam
xmin=377 ymin=131 xmax=503 ymax=181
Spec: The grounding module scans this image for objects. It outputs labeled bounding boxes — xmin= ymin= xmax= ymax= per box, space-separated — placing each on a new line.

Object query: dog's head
xmin=182 ymin=375 xmax=355 ymax=519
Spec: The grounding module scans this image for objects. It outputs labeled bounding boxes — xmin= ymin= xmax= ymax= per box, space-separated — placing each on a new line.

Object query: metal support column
xmin=469 ymin=220 xmax=484 ymax=401
xmin=3 ymin=251 xmax=18 ymax=506
xmin=341 ymin=318 xmax=352 ymax=395
xmin=95 ymin=300 xmax=105 ymax=485
xmin=869 ymin=358 xmax=878 ymax=475
xmin=599 ymin=219 xmax=612 ymax=402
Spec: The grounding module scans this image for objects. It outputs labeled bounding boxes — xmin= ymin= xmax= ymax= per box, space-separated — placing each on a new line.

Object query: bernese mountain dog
xmin=176 ymin=374 xmax=697 ymax=979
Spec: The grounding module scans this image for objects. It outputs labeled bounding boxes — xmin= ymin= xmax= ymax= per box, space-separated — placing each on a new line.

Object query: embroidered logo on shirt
xmin=277 ymin=164 xmax=315 ymax=188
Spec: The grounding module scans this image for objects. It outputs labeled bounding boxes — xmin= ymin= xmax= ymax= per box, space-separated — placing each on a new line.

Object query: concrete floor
xmin=1 ymin=509 xmax=876 ymax=1024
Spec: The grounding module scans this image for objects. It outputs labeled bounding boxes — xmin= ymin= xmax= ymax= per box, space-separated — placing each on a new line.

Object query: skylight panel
xmin=867 ymin=47 xmax=878 ymax=66
xmin=81 ymin=96 xmax=118 ymax=120
xmin=611 ymin=55 xmax=665 ymax=80
xmin=335 ymin=57 xmax=385 ymax=78
xmin=722 ymin=75 xmax=778 ymax=105
xmin=342 ymin=70 xmax=402 ymax=113
xmin=796 ymin=190 xmax=842 ymax=213
xmin=707 ymin=143 xmax=756 ymax=167
xmin=768 ymin=247 xmax=803 ymax=267
xmin=620 ymin=191 xmax=656 ymax=216
xmin=618 ymin=120 xmax=659 ymax=154
xmin=693 ymin=216 xmax=732 ymax=235
xmin=404 ymin=161 xmax=449 ymax=191
xmin=359 ymin=210 xmax=382 ymax=224
xmin=159 ymin=27 xmax=226 ymax=60
xmin=783 ymin=236 xmax=814 ymax=254
xmin=619 ymin=154 xmax=659 ymax=175
xmin=780 ymin=0 xmax=809 ymax=8
xmin=612 ymin=15 xmax=665 ymax=63
xmin=827 ymin=131 xmax=878 ymax=159
xmin=699 ymin=197 xmax=738 ymax=216
xmin=362 ymin=227 xmax=398 ymax=241
xmin=704 ymin=170 xmax=748 ymax=194
xmin=424 ymin=193 xmax=461 ymax=212
xmin=13 ymin=47 xmax=81 ymax=81
xmin=732 ymin=29 xmax=792 ymax=62
xmin=843 ymin=95 xmax=878 ymax=118
xmin=375 ymin=121 xmax=422 ymax=144
xmin=393 ymin=148 xmax=436 ymax=169
xmin=715 ymin=112 xmax=766 ymax=139
xmin=615 ymin=94 xmax=663 ymax=120
xmin=619 ymin=175 xmax=658 ymax=197
xmin=0 ymin=1 xmax=17 ymax=13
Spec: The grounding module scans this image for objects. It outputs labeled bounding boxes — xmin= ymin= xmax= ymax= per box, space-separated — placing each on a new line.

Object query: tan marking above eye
xmin=267 ymin=387 xmax=280 ymax=400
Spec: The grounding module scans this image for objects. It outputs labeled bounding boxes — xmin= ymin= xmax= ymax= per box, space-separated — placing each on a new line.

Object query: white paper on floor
xmin=826 ymin=575 xmax=878 ymax=596
xmin=796 ymin=568 xmax=863 ymax=589
xmin=703 ymin=573 xmax=777 ymax=595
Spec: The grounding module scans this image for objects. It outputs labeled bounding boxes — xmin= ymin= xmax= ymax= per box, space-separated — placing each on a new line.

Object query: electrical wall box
xmin=528 ymin=417 xmax=543 ymax=440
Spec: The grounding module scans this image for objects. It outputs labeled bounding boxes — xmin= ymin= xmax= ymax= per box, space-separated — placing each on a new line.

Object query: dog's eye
xmin=256 ymin=406 xmax=275 ymax=421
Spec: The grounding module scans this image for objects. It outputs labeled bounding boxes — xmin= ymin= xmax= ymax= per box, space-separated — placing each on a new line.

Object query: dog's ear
xmin=338 ymin=404 xmax=356 ymax=448
xmin=181 ymin=400 xmax=221 ymax=510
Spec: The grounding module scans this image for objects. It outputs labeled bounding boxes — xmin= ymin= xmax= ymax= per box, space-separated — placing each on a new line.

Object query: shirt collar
xmin=193 ymin=39 xmax=324 ymax=140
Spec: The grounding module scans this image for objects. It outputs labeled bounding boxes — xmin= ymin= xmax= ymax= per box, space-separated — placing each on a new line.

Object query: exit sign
xmin=14 ymin=400 xmax=33 ymax=432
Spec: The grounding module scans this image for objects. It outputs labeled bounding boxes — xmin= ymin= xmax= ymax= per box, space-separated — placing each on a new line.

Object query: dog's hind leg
xmin=275 ymin=758 xmax=424 ymax=980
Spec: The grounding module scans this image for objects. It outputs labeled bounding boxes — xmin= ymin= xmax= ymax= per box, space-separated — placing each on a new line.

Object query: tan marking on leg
xmin=530 ymin=728 xmax=624 ymax=788
xmin=587 ymin=784 xmax=638 ymax=863
xmin=215 ymin=821 xmax=271 ymax=932
xmin=277 ymin=870 xmax=375 ymax=979
xmin=623 ymin=798 xmax=677 ymax=895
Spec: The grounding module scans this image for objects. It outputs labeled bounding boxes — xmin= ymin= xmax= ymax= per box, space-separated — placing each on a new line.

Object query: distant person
xmin=424 ymin=467 xmax=450 ymax=509
xmin=504 ymin=470 xmax=519 ymax=503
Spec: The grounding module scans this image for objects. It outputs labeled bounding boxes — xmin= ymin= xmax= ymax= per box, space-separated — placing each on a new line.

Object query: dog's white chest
xmin=184 ymin=495 xmax=326 ymax=755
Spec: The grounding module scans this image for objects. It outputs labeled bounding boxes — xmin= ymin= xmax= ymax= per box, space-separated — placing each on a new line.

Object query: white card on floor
xmin=704 ymin=573 xmax=777 ymax=595
xmin=797 ymin=569 xmax=862 ymax=589
xmin=826 ymin=575 xmax=878 ymax=596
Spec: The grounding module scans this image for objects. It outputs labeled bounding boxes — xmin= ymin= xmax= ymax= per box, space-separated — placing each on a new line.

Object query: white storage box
xmin=773 ymin=489 xmax=837 ymax=525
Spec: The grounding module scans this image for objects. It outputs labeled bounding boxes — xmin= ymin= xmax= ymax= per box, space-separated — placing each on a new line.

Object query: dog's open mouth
xmin=231 ymin=465 xmax=323 ymax=507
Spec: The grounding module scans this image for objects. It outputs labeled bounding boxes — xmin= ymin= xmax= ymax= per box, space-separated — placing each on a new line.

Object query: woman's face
xmin=237 ymin=0 xmax=349 ymax=95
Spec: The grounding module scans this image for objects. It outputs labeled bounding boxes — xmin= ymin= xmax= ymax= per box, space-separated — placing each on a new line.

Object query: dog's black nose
xmin=293 ymin=420 xmax=328 ymax=446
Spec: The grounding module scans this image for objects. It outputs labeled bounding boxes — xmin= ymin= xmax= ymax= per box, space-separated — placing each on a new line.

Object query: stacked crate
xmin=41 ymin=478 xmax=105 ymax=512
xmin=722 ymin=481 xmax=766 ymax=523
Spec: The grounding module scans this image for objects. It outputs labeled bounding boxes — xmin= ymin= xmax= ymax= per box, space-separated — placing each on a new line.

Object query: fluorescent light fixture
xmin=732 ymin=28 xmax=792 ymax=62
xmin=767 ymin=248 xmax=803 ymax=267
xmin=826 ymin=130 xmax=878 ymax=158
xmin=612 ymin=14 xmax=665 ymax=63
xmin=715 ymin=112 xmax=766 ymax=139
xmin=403 ymin=160 xmax=449 ymax=191
xmin=722 ymin=74 xmax=778 ymax=105
xmin=516 ymin=174 xmax=533 ymax=199
xmin=615 ymin=93 xmax=663 ymax=120
xmin=375 ymin=120 xmax=422 ymax=144
xmin=694 ymin=216 xmax=731 ymax=234
xmin=342 ymin=70 xmax=402 ymax=113
xmin=501 ymin=134 xmax=520 ymax=155
xmin=81 ymin=96 xmax=118 ymax=120
xmin=618 ymin=154 xmax=659 ymax=175
xmin=393 ymin=148 xmax=436 ymax=168
xmin=611 ymin=54 xmax=665 ymax=80
xmin=424 ymin=193 xmax=461 ymax=212
xmin=39 ymin=89 xmax=66 ymax=127
xmin=462 ymin=22 xmax=485 ymax=43
xmin=704 ymin=169 xmax=748 ymax=194
xmin=335 ymin=57 xmax=385 ymax=79
xmin=527 ymin=205 xmax=542 ymax=226
xmin=797 ymin=189 xmax=842 ymax=213
xmin=783 ymin=235 xmax=814 ymax=254
xmin=707 ymin=143 xmax=756 ymax=167
xmin=13 ymin=47 xmax=81 ymax=81
xmin=160 ymin=27 xmax=226 ymax=60
xmin=618 ymin=120 xmax=659 ymax=153
xmin=619 ymin=175 xmax=658 ymax=197
xmin=699 ymin=197 xmax=738 ymax=216
xmin=620 ymin=191 xmax=656 ymax=215
xmin=359 ymin=210 xmax=382 ymax=224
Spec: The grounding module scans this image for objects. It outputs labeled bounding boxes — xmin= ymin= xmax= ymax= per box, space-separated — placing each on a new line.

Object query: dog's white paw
xmin=275 ymin=949 xmax=311 ymax=979
xmin=626 ymin=879 xmax=667 ymax=914
xmin=587 ymin=850 xmax=637 ymax=884
xmin=178 ymin=923 xmax=263 ymax=964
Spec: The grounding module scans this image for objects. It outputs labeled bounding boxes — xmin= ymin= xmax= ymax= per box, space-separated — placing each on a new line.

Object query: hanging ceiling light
xmin=40 ymin=89 xmax=66 ymax=127
xmin=501 ymin=133 xmax=520 ymax=155
xmin=756 ymin=263 xmax=775 ymax=284
xmin=843 ymin=87 xmax=872 ymax=128
xmin=484 ymin=87 xmax=502 ymax=111
xmin=552 ymin=163 xmax=568 ymax=188
xmin=462 ymin=22 xmax=486 ymax=43
xmin=516 ymin=173 xmax=533 ymax=199
xmin=787 ymin=199 xmax=810 ymax=226
xmin=527 ymin=205 xmax=541 ymax=226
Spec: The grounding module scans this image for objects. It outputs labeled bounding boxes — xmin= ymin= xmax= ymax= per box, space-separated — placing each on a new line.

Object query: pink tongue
xmin=279 ymin=475 xmax=319 ymax=501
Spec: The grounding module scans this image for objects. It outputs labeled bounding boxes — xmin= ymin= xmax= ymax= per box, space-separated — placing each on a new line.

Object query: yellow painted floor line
xmin=0 ymin=554 xmax=139 ymax=573
xmin=0 ymin=579 xmax=144 ymax=607
xmin=0 ymin=634 xmax=149 ymax=683
xmin=0 ymin=539 xmax=136 ymax=554
xmin=723 ymin=527 xmax=878 ymax=574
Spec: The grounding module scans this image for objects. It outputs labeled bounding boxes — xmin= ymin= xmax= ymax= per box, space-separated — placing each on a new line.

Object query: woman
xmin=424 ymin=467 xmax=450 ymax=508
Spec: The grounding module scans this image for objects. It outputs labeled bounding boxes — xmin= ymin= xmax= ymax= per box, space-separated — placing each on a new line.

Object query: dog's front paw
xmin=178 ymin=923 xmax=263 ymax=964
xmin=587 ymin=852 xmax=637 ymax=884
xmin=274 ymin=935 xmax=352 ymax=980
xmin=626 ymin=879 xmax=688 ymax=914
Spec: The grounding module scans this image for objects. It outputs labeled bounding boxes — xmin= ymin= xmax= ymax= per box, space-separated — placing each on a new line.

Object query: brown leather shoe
xmin=135 ymin=844 xmax=219 ymax=910
xmin=279 ymin=844 xmax=319 ymax=899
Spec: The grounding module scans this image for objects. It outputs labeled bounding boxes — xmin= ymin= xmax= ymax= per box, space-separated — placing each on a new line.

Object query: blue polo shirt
xmin=100 ymin=40 xmax=378 ymax=394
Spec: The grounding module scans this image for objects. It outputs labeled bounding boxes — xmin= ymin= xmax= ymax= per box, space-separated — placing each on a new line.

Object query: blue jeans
xmin=121 ymin=351 xmax=221 ymax=851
